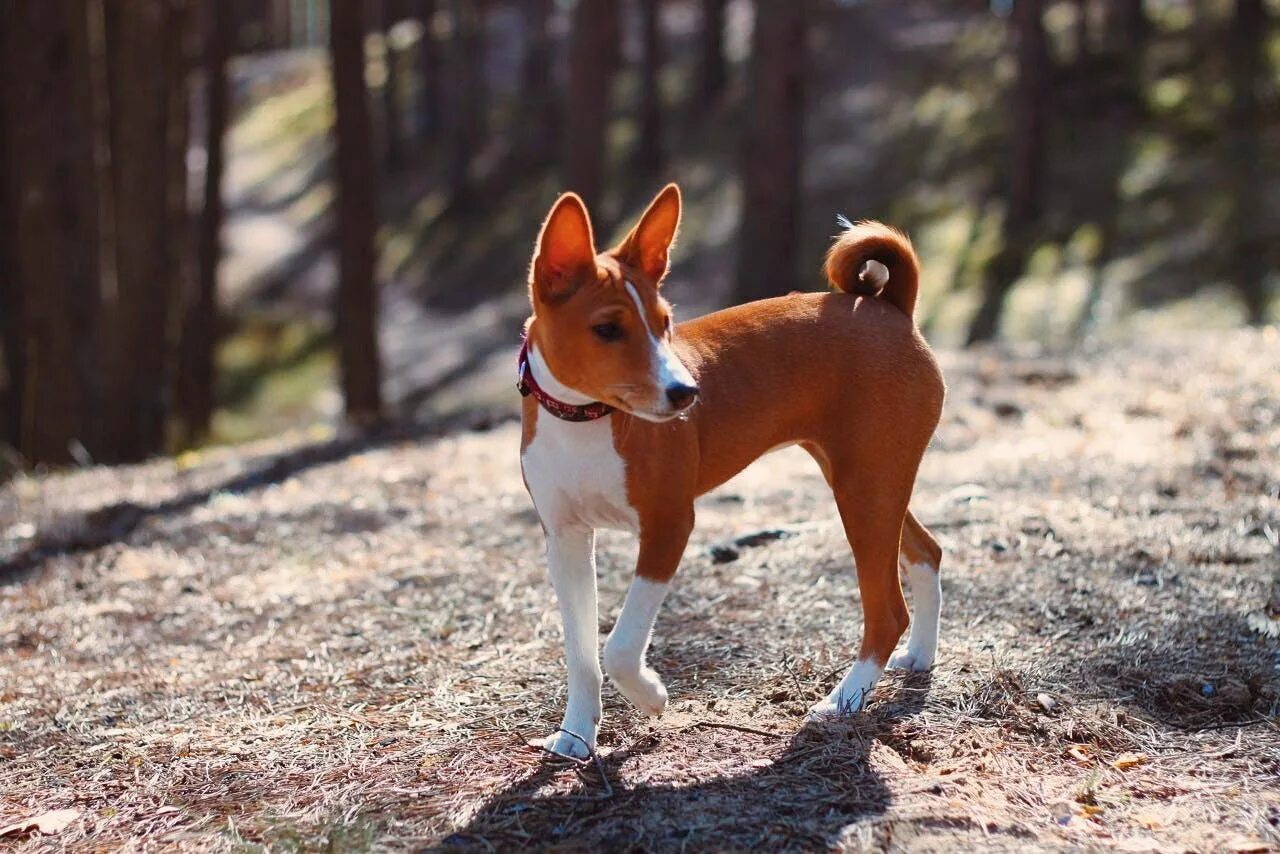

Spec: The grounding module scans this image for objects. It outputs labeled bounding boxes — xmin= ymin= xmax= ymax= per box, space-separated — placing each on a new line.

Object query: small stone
xmin=710 ymin=545 xmax=740 ymax=563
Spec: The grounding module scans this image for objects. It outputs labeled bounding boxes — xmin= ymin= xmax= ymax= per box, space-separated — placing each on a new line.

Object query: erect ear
xmin=531 ymin=193 xmax=597 ymax=304
xmin=614 ymin=183 xmax=681 ymax=284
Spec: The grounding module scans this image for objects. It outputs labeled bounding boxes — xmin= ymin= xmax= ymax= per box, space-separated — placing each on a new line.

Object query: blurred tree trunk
xmin=735 ymin=0 xmax=806 ymax=303
xmin=518 ymin=0 xmax=557 ymax=169
xmin=446 ymin=0 xmax=487 ymax=201
xmin=966 ymin=0 xmax=1047 ymax=346
xmin=633 ymin=0 xmax=665 ymax=179
xmin=0 ymin=15 xmax=19 ymax=452
xmin=270 ymin=0 xmax=292 ymax=48
xmin=329 ymin=0 xmax=385 ymax=421
xmin=0 ymin=0 xmax=102 ymax=464
xmin=1228 ymin=0 xmax=1268 ymax=324
xmin=99 ymin=0 xmax=183 ymax=460
xmin=697 ymin=0 xmax=727 ymax=106
xmin=1071 ymin=0 xmax=1144 ymax=340
xmin=415 ymin=0 xmax=442 ymax=145
xmin=175 ymin=0 xmax=232 ymax=445
xmin=0 ymin=88 xmax=17 ymax=451
xmin=565 ymin=0 xmax=619 ymax=216
xmin=1108 ymin=0 xmax=1148 ymax=51
xmin=164 ymin=0 xmax=196 ymax=448
xmin=1073 ymin=0 xmax=1090 ymax=62
xmin=382 ymin=0 xmax=407 ymax=172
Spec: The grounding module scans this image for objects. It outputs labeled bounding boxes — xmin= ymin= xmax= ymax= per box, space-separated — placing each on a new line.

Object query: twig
xmin=684 ymin=720 xmax=784 ymax=739
xmin=536 ymin=729 xmax=613 ymax=800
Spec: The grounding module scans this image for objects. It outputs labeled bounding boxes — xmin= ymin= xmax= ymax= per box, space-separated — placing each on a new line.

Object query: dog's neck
xmin=527 ymin=342 xmax=597 ymax=407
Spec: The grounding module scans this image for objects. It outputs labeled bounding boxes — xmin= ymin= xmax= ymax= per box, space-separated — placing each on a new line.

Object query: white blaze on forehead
xmin=624 ymin=281 xmax=695 ymax=390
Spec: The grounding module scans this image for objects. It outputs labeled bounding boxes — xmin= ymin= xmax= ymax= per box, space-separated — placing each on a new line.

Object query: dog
xmin=519 ymin=184 xmax=945 ymax=758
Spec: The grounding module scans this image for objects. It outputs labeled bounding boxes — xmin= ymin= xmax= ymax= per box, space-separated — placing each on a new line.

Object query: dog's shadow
xmin=438 ymin=674 xmax=932 ymax=850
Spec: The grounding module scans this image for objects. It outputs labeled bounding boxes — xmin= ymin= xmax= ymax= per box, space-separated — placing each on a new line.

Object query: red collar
xmin=517 ymin=339 xmax=614 ymax=422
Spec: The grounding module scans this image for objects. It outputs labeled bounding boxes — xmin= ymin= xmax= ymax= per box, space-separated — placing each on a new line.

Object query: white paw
xmin=534 ymin=729 xmax=595 ymax=760
xmin=887 ymin=648 xmax=934 ymax=672
xmin=805 ymin=688 xmax=873 ymax=721
xmin=610 ymin=666 xmax=669 ymax=717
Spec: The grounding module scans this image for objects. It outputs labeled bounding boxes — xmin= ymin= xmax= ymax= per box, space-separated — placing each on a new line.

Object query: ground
xmin=2 ymin=330 xmax=1278 ymax=851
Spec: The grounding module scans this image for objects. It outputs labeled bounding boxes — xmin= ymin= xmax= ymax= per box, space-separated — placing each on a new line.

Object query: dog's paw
xmin=887 ymin=649 xmax=934 ymax=672
xmin=611 ymin=666 xmax=668 ymax=717
xmin=805 ymin=689 xmax=872 ymax=721
xmin=532 ymin=730 xmax=594 ymax=760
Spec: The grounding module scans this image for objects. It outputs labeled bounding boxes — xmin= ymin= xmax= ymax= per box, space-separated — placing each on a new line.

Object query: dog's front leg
xmin=539 ymin=524 xmax=602 ymax=759
xmin=603 ymin=510 xmax=693 ymax=718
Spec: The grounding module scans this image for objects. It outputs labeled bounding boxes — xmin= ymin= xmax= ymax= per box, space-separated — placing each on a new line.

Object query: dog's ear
xmin=531 ymin=193 xmax=596 ymax=304
xmin=614 ymin=183 xmax=681 ymax=285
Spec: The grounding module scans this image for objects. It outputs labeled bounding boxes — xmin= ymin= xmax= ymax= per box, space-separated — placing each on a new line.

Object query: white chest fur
xmin=522 ymin=414 xmax=638 ymax=532
xmin=520 ymin=344 xmax=637 ymax=532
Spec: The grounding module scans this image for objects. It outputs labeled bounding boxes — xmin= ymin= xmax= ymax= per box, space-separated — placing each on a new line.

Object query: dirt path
xmin=2 ymin=331 xmax=1278 ymax=850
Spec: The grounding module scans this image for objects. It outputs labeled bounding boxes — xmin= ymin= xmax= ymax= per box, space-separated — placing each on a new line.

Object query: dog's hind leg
xmin=889 ymin=511 xmax=942 ymax=672
xmin=807 ymin=459 xmax=912 ymax=717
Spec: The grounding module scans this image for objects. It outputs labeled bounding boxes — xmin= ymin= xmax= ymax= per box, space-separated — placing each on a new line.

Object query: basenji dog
xmin=519 ymin=184 xmax=945 ymax=758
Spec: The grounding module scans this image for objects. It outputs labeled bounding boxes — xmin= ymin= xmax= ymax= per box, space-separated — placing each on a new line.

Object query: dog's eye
xmin=593 ymin=322 xmax=623 ymax=342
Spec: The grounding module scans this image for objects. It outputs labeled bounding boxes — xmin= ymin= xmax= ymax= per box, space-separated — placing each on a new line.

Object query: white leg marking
xmin=807 ymin=658 xmax=885 ymax=719
xmin=541 ymin=527 xmax=602 ymax=759
xmin=603 ymin=577 xmax=670 ymax=717
xmin=888 ymin=560 xmax=941 ymax=672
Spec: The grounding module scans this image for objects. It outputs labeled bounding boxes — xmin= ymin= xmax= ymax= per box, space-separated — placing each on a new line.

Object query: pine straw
xmin=2 ymin=330 xmax=1279 ymax=851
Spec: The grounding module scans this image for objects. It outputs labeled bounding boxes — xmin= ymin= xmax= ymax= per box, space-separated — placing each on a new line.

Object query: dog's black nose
xmin=666 ymin=383 xmax=699 ymax=410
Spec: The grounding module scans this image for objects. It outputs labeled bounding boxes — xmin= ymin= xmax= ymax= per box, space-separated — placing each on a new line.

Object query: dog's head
xmin=526 ymin=184 xmax=698 ymax=422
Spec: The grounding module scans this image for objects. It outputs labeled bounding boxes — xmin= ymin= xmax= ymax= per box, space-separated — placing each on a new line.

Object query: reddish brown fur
xmin=523 ymin=187 xmax=945 ymax=668
xmin=825 ymin=221 xmax=920 ymax=317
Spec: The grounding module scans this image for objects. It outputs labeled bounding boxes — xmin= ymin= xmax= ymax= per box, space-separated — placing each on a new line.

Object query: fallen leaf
xmin=1111 ymin=752 xmax=1149 ymax=770
xmin=0 ymin=808 xmax=81 ymax=838
xmin=1068 ymin=744 xmax=1092 ymax=762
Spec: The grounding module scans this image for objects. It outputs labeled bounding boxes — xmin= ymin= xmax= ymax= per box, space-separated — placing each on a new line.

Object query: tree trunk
xmin=0 ymin=22 xmax=19 ymax=452
xmin=382 ymin=0 xmax=407 ymax=171
xmin=271 ymin=0 xmax=292 ymax=48
xmin=633 ymin=0 xmax=664 ymax=179
xmin=735 ymin=0 xmax=807 ymax=303
xmin=175 ymin=0 xmax=231 ymax=444
xmin=99 ymin=0 xmax=181 ymax=460
xmin=697 ymin=0 xmax=727 ymax=106
xmin=164 ymin=0 xmax=196 ymax=449
xmin=1114 ymin=0 xmax=1148 ymax=50
xmin=446 ymin=0 xmax=487 ymax=200
xmin=0 ymin=0 xmax=102 ymax=464
xmin=966 ymin=0 xmax=1048 ymax=346
xmin=415 ymin=0 xmax=442 ymax=144
xmin=565 ymin=0 xmax=619 ymax=216
xmin=1228 ymin=0 xmax=1268 ymax=324
xmin=1073 ymin=0 xmax=1090 ymax=62
xmin=518 ymin=0 xmax=557 ymax=168
xmin=329 ymin=0 xmax=384 ymax=421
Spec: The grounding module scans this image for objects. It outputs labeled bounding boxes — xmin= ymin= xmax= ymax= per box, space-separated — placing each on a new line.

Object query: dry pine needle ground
xmin=2 ymin=330 xmax=1278 ymax=851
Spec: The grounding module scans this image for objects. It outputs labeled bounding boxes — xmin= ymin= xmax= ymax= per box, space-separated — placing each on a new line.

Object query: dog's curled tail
xmin=824 ymin=216 xmax=920 ymax=319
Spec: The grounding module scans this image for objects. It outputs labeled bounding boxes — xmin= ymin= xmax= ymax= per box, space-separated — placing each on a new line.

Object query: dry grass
xmin=2 ymin=330 xmax=1279 ymax=851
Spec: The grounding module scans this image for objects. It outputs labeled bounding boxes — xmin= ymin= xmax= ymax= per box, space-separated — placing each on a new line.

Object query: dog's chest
xmin=521 ymin=415 xmax=638 ymax=532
